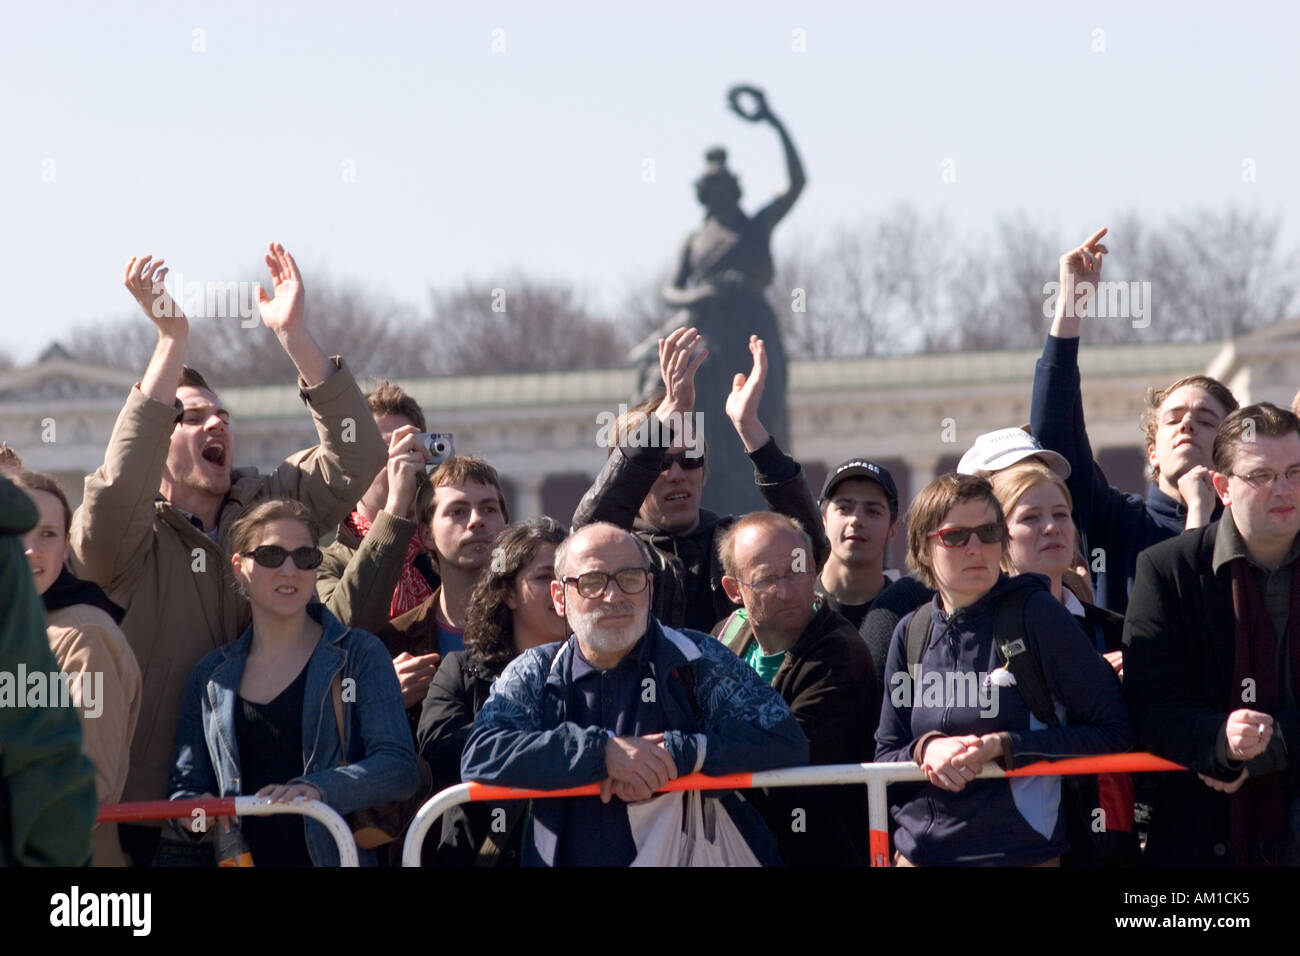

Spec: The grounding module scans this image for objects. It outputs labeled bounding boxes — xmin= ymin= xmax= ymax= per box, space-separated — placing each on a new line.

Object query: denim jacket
xmin=461 ymin=618 xmax=810 ymax=865
xmin=169 ymin=603 xmax=419 ymax=866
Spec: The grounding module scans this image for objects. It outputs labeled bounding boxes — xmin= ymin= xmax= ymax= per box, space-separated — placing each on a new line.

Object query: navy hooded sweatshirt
xmin=1030 ymin=333 xmax=1221 ymax=614
xmin=875 ymin=573 xmax=1132 ymax=866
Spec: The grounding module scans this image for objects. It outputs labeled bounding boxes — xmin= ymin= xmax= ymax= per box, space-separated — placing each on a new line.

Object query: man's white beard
xmin=571 ymin=602 xmax=646 ymax=660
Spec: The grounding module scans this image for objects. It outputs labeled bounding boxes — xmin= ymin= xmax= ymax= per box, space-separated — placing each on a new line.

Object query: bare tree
xmin=425 ymin=273 xmax=632 ymax=374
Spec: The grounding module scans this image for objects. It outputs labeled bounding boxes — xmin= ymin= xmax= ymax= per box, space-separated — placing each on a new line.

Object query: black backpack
xmin=905 ymin=590 xmax=1138 ymax=866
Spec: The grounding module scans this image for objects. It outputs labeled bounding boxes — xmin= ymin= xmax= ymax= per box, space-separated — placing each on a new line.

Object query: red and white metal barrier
xmin=98 ymin=796 xmax=359 ymax=867
xmin=402 ymin=752 xmax=1184 ymax=867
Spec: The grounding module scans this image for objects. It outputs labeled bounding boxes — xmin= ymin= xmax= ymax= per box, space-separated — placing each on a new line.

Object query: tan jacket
xmin=69 ymin=359 xmax=385 ymax=805
xmin=46 ymin=604 xmax=142 ymax=866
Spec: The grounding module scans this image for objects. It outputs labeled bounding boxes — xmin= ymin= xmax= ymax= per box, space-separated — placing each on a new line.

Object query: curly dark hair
xmin=463 ymin=517 xmax=569 ymax=668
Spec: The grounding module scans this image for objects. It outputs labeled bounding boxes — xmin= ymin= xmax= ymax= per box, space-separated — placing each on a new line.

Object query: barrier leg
xmin=868 ymin=776 xmax=890 ymax=867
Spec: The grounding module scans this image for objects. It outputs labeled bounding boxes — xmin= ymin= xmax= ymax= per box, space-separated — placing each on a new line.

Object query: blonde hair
xmin=988 ymin=462 xmax=1093 ymax=601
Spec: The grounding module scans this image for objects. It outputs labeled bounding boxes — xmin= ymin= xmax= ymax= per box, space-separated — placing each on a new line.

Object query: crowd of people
xmin=4 ymin=230 xmax=1300 ymax=867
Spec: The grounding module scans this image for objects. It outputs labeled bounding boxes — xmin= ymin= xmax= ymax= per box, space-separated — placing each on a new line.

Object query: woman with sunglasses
xmin=415 ymin=517 xmax=569 ymax=866
xmin=874 ymin=473 xmax=1130 ymax=866
xmin=168 ymin=499 xmax=419 ymax=866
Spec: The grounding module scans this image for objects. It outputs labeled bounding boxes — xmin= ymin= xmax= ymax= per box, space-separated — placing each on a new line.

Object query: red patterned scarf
xmin=345 ymin=511 xmax=434 ymax=620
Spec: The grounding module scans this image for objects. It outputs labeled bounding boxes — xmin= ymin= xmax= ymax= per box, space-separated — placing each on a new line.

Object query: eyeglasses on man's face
xmin=738 ymin=569 xmax=811 ymax=595
xmin=563 ymin=567 xmax=651 ymax=599
xmin=1231 ymin=465 xmax=1300 ymax=489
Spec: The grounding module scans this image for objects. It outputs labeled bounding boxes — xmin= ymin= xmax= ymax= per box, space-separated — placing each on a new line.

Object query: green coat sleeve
xmin=0 ymin=479 xmax=98 ymax=866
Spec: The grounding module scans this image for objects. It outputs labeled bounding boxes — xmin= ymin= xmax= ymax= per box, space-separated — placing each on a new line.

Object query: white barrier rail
xmin=97 ymin=796 xmax=359 ymax=867
xmin=402 ymin=752 xmax=1182 ymax=867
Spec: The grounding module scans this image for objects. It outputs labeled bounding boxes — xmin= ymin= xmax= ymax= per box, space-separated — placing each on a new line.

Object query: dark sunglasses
xmin=661 ymin=450 xmax=705 ymax=472
xmin=563 ymin=567 xmax=651 ymax=599
xmin=926 ymin=523 xmax=1003 ymax=548
xmin=242 ymin=545 xmax=324 ymax=570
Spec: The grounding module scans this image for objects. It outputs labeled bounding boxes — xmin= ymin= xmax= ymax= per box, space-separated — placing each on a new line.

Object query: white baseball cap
xmin=957 ymin=427 xmax=1071 ymax=479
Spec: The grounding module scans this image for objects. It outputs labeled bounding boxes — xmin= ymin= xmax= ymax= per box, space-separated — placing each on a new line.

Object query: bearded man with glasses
xmin=1126 ymin=402 xmax=1300 ymax=866
xmin=461 ymin=521 xmax=809 ymax=866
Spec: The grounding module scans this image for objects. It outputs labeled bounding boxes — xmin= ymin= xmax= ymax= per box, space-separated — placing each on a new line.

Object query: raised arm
xmin=726 ymin=336 xmax=830 ymax=568
xmin=752 ymin=105 xmax=806 ymax=232
xmin=318 ymin=425 xmax=427 ymax=634
xmin=572 ymin=328 xmax=707 ymax=529
xmin=126 ymin=255 xmax=190 ymax=403
xmin=254 ymin=247 xmax=385 ymax=530
xmin=255 ymin=242 xmax=333 ymax=387
xmin=1031 ymin=229 xmax=1128 ymax=549
xmin=70 ymin=256 xmax=192 ymax=593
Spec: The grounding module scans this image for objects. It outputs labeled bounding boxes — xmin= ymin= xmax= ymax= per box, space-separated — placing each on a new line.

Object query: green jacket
xmin=0 ymin=476 xmax=98 ymax=866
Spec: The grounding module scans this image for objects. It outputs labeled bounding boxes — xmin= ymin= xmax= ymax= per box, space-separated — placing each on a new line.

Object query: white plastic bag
xmin=628 ymin=791 xmax=761 ymax=867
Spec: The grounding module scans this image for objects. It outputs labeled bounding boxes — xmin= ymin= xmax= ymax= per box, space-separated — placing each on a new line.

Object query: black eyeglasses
xmin=661 ymin=450 xmax=705 ymax=472
xmin=242 ymin=545 xmax=324 ymax=570
xmin=926 ymin=524 xmax=1004 ymax=548
xmin=563 ymin=567 xmax=651 ymax=599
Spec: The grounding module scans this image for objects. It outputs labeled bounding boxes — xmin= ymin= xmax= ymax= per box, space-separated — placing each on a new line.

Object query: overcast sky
xmin=3 ymin=0 xmax=1297 ymax=364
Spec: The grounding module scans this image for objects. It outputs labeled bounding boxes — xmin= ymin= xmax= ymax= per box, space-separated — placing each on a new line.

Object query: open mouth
xmin=664 ymin=492 xmax=691 ymax=503
xmin=201 ymin=443 xmax=227 ymax=467
xmin=274 ymin=585 xmax=298 ymax=595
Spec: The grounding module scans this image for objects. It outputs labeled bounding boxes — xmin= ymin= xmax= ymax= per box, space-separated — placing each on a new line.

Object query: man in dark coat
xmin=574 ymin=328 xmax=827 ymax=634
xmin=1125 ymin=402 xmax=1300 ymax=865
xmin=714 ymin=511 xmax=878 ymax=866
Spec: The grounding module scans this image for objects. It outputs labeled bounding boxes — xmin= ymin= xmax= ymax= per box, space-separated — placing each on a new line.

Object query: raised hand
xmin=255 ymin=242 xmax=306 ymax=337
xmin=657 ymin=327 xmax=708 ymax=421
xmin=725 ymin=335 xmax=771 ymax=452
xmin=1052 ymin=227 xmax=1108 ymax=336
xmin=383 ymin=425 xmax=431 ymax=520
xmin=1177 ymin=465 xmax=1219 ymax=530
xmin=124 ymin=255 xmax=186 ymax=336
xmin=253 ymin=242 xmax=333 ymax=386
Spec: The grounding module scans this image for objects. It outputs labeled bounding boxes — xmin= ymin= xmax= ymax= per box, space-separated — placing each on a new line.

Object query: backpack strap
xmin=905 ymin=603 xmax=933 ymax=674
xmin=330 ymin=671 xmax=350 ymax=765
xmin=992 ymin=589 xmax=1058 ymax=728
xmin=717 ymin=609 xmax=750 ymax=653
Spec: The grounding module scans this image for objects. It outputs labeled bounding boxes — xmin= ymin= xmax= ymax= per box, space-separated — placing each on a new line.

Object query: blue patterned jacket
xmin=461 ymin=618 xmax=810 ymax=866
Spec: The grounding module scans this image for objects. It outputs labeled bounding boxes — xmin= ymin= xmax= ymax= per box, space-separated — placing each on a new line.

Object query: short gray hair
xmin=554 ymin=522 xmax=654 ymax=580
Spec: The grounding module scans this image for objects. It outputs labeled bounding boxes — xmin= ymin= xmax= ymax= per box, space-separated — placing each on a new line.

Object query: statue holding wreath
xmin=632 ymin=85 xmax=806 ymax=514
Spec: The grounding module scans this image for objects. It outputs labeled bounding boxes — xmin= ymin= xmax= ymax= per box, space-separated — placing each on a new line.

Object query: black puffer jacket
xmin=572 ymin=436 xmax=829 ymax=632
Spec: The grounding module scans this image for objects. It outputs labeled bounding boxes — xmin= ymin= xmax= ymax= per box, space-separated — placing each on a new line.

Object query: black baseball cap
xmin=819 ymin=459 xmax=899 ymax=516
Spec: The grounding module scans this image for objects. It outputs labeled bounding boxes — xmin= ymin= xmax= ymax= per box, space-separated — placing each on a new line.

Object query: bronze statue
xmin=635 ymin=85 xmax=805 ymax=515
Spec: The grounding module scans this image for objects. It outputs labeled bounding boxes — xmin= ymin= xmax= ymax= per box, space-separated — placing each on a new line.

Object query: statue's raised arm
xmin=730 ymin=86 xmax=805 ymax=233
